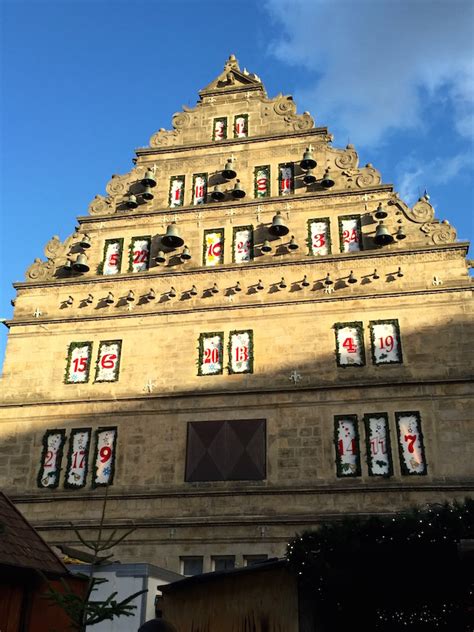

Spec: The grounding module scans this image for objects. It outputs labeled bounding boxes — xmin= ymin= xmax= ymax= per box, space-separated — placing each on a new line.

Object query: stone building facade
xmin=1 ymin=56 xmax=472 ymax=575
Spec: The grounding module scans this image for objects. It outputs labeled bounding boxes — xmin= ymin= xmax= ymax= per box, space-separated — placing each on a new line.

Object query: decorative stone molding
xmin=88 ymin=195 xmax=114 ymax=216
xmin=405 ymin=196 xmax=435 ymax=223
xmin=25 ymin=258 xmax=56 ymax=281
xmin=106 ymin=173 xmax=130 ymax=197
xmin=356 ymin=164 xmax=381 ymax=188
xmin=333 ymin=144 xmax=359 ymax=170
xmin=149 ymin=128 xmax=181 ymax=147
xmin=25 ymin=232 xmax=79 ymax=281
xmin=265 ymin=94 xmax=315 ymax=131
xmin=421 ymin=220 xmax=457 ymax=245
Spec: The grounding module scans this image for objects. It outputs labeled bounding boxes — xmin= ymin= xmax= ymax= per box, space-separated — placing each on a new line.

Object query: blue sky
xmin=1 ymin=0 xmax=473 ymax=371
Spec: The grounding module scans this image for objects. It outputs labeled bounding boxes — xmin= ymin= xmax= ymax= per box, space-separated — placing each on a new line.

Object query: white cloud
xmin=264 ymin=0 xmax=474 ymax=147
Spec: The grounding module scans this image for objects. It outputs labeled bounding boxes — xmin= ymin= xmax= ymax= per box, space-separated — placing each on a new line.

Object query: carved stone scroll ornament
xmin=262 ymin=94 xmax=314 ymax=131
xmin=88 ymin=195 xmax=114 ymax=216
xmin=105 ymin=173 xmax=130 ymax=197
xmin=356 ymin=164 xmax=382 ymax=188
xmin=421 ymin=220 xmax=457 ymax=245
xmin=25 ymin=232 xmax=79 ymax=281
xmin=333 ymin=144 xmax=359 ymax=170
xmin=404 ymin=196 xmax=435 ymax=223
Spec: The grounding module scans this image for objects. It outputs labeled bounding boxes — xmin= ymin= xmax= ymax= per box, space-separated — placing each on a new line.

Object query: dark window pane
xmin=244 ymin=555 xmax=268 ymax=567
xmin=181 ymin=556 xmax=203 ymax=576
xmin=213 ymin=556 xmax=235 ymax=571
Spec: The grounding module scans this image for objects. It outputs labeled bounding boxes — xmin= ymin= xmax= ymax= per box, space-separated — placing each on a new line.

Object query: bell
xmin=211 ymin=184 xmax=225 ymax=201
xmin=288 ymin=235 xmax=299 ymax=251
xmin=105 ymin=292 xmax=115 ymax=305
xmin=142 ymin=186 xmax=154 ymax=201
xmin=155 ymin=250 xmax=166 ymax=264
xmin=374 ymin=202 xmax=388 ymax=220
xmin=86 ymin=294 xmax=94 ymax=304
xmin=257 ymin=280 xmax=264 ymax=291
xmin=374 ymin=221 xmax=394 ymax=246
xmin=397 ymin=267 xmax=404 ymax=278
xmin=211 ymin=283 xmax=219 ymax=294
xmin=321 ymin=168 xmax=335 ymax=189
xmin=141 ymin=169 xmax=157 ymax=188
xmin=78 ymin=234 xmax=91 ymax=249
xmin=268 ymin=212 xmax=289 ymax=237
xmin=396 ymin=225 xmax=406 ymax=240
xmin=347 ymin=271 xmax=357 ymax=284
xmin=324 ymin=273 xmax=333 ymax=286
xmin=126 ymin=290 xmax=135 ymax=302
xmin=302 ymin=275 xmax=310 ymax=287
xmin=169 ymin=287 xmax=177 ymax=298
xmin=180 ymin=245 xmax=191 ymax=261
xmin=261 ymin=240 xmax=272 ymax=253
xmin=190 ymin=285 xmax=198 ymax=296
xmin=300 ymin=146 xmax=317 ymax=171
xmin=63 ymin=259 xmax=73 ymax=272
xmin=72 ymin=253 xmax=89 ymax=273
xmin=231 ymin=180 xmax=246 ymax=199
xmin=303 ymin=170 xmax=317 ymax=185
xmin=162 ymin=223 xmax=184 ymax=249
xmin=373 ymin=269 xmax=380 ymax=280
xmin=235 ymin=281 xmax=242 ymax=292
xmin=66 ymin=296 xmax=74 ymax=306
xmin=126 ymin=194 xmax=138 ymax=209
xmin=279 ymin=277 xmax=287 ymax=289
xmin=147 ymin=288 xmax=156 ymax=301
xmin=222 ymin=158 xmax=237 ymax=180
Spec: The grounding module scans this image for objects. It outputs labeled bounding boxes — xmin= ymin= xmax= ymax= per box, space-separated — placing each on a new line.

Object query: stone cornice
xmin=76 ymin=184 xmax=394 ymax=225
xmin=135 ymin=126 xmax=330 ymax=157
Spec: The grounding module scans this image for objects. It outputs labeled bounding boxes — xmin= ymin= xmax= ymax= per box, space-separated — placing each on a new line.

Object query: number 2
xmin=133 ymin=250 xmax=148 ymax=264
xmin=45 ymin=450 xmax=55 ymax=467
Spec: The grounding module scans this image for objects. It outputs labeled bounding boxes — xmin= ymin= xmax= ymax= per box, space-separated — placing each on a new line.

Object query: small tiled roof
xmin=0 ymin=492 xmax=68 ymax=576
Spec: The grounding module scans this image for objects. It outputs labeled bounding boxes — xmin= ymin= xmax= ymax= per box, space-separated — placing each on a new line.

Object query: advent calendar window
xmin=307 ymin=218 xmax=331 ymax=256
xmin=334 ymin=415 xmax=361 ymax=477
xmin=234 ymin=114 xmax=248 ymax=138
xmin=338 ymin=215 xmax=362 ymax=252
xmin=185 ymin=419 xmax=266 ymax=482
xmin=228 ymin=330 xmax=253 ymax=374
xmin=65 ymin=341 xmax=93 ymax=384
xmin=254 ymin=165 xmax=270 ymax=198
xmin=364 ymin=413 xmax=393 ymax=477
xmin=212 ymin=117 xmax=227 ymax=141
xmin=65 ymin=428 xmax=91 ymax=489
xmin=169 ymin=175 xmax=185 ymax=207
xmin=92 ymin=427 xmax=118 ymax=487
xmin=203 ymin=229 xmax=224 ymax=266
xmin=100 ymin=238 xmax=123 ymax=275
xmin=278 ymin=163 xmax=294 ymax=196
xmin=395 ymin=412 xmax=427 ymax=475
xmin=334 ymin=322 xmax=366 ymax=367
xmin=37 ymin=429 xmax=66 ymax=488
xmin=128 ymin=236 xmax=151 ymax=272
xmin=369 ymin=320 xmax=403 ymax=364
xmin=192 ymin=173 xmax=208 ymax=205
xmin=232 ymin=226 xmax=253 ymax=263
xmin=94 ymin=340 xmax=122 ymax=383
xmin=198 ymin=332 xmax=224 ymax=376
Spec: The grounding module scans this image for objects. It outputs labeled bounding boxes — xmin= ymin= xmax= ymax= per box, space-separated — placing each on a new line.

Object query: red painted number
xmin=99 ymin=446 xmax=112 ymax=463
xmin=237 ymin=240 xmax=249 ymax=253
xmin=343 ymin=228 xmax=358 ymax=244
xmin=370 ymin=438 xmax=387 ymax=455
xmin=174 ymin=187 xmax=181 ymax=201
xmin=133 ymin=250 xmax=148 ymax=264
xmin=313 ymin=233 xmax=326 ymax=248
xmin=235 ymin=346 xmax=249 ymax=362
xmin=342 ymin=337 xmax=357 ymax=353
xmin=72 ymin=357 xmax=87 ymax=373
xmin=100 ymin=353 xmax=117 ymax=369
xmin=379 ymin=335 xmax=394 ymax=352
xmin=257 ymin=177 xmax=267 ymax=191
xmin=281 ymin=178 xmax=291 ymax=190
xmin=72 ymin=450 xmax=85 ymax=469
xmin=204 ymin=348 xmax=220 ymax=364
xmin=338 ymin=438 xmax=357 ymax=455
xmin=45 ymin=450 xmax=55 ymax=467
xmin=404 ymin=434 xmax=417 ymax=453
xmin=195 ymin=185 xmax=204 ymax=198
xmin=109 ymin=253 xmax=119 ymax=266
xmin=207 ymin=242 xmax=222 ymax=258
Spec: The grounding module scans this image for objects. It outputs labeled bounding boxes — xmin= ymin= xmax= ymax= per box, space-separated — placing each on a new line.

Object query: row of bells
xmin=124 ymin=150 xmax=336 ymax=208
xmin=66 ymin=205 xmax=405 ymax=273
xmin=64 ymin=265 xmax=405 ymax=306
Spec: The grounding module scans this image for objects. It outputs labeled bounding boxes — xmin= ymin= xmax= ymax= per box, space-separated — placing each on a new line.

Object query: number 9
xmin=100 ymin=446 xmax=112 ymax=463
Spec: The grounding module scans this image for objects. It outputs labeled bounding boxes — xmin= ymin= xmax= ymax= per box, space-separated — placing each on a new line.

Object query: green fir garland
xmin=192 ymin=172 xmax=208 ymax=205
xmin=228 ymin=329 xmax=254 ymax=375
xmin=232 ymin=225 xmax=254 ymax=262
xmin=233 ymin=113 xmax=249 ymax=138
xmin=97 ymin=238 xmax=124 ymax=275
xmin=334 ymin=415 xmax=361 ymax=477
xmin=168 ymin=175 xmax=185 ymax=207
xmin=37 ymin=428 xmax=66 ymax=489
xmin=306 ymin=217 xmax=332 ymax=255
xmin=212 ymin=117 xmax=227 ymax=141
xmin=338 ymin=214 xmax=362 ymax=253
xmin=64 ymin=427 xmax=92 ymax=490
xmin=91 ymin=426 xmax=118 ymax=488
xmin=94 ymin=339 xmax=122 ymax=383
xmin=395 ymin=411 xmax=427 ymax=476
xmin=278 ymin=162 xmax=295 ymax=195
xmin=333 ymin=321 xmax=366 ymax=368
xmin=363 ymin=412 xmax=393 ymax=477
xmin=202 ymin=228 xmax=224 ymax=266
xmin=369 ymin=319 xmax=403 ymax=365
xmin=197 ymin=332 xmax=224 ymax=376
xmin=254 ymin=165 xmax=270 ymax=199
xmin=64 ymin=341 xmax=93 ymax=384
xmin=128 ymin=236 xmax=151 ymax=273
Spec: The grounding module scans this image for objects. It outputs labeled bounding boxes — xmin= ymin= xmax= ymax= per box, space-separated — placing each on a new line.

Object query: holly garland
xmin=37 ymin=429 xmax=66 ymax=489
xmin=202 ymin=228 xmax=224 ymax=267
xmin=334 ymin=415 xmax=361 ymax=477
xmin=228 ymin=329 xmax=254 ymax=374
xmin=232 ymin=225 xmax=254 ymax=263
xmin=128 ymin=236 xmax=151 ymax=273
xmin=192 ymin=173 xmax=208 ymax=205
xmin=286 ymin=499 xmax=474 ymax=630
xmin=92 ymin=426 xmax=118 ymax=488
xmin=64 ymin=341 xmax=93 ymax=384
xmin=94 ymin=340 xmax=122 ymax=383
xmin=306 ymin=217 xmax=331 ymax=256
xmin=363 ymin=413 xmax=393 ymax=477
xmin=64 ymin=427 xmax=91 ymax=489
xmin=395 ymin=411 xmax=427 ymax=475
xmin=333 ymin=321 xmax=366 ymax=368
xmin=197 ymin=332 xmax=224 ymax=376
xmin=169 ymin=175 xmax=185 ymax=207
xmin=234 ymin=113 xmax=249 ymax=138
xmin=369 ymin=319 xmax=403 ymax=365
xmin=338 ymin=214 xmax=362 ymax=253
xmin=254 ymin=165 xmax=270 ymax=199
xmin=278 ymin=162 xmax=294 ymax=195
xmin=97 ymin=238 xmax=124 ymax=275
